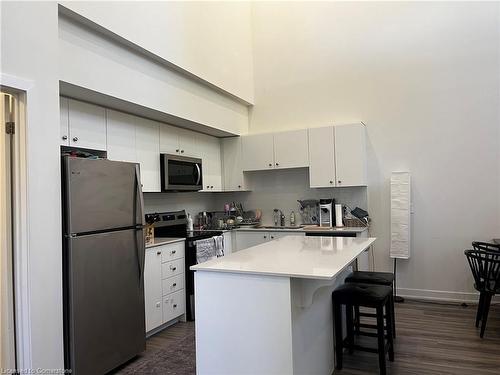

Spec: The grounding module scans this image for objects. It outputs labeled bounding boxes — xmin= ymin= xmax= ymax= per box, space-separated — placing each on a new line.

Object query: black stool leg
xmin=334 ymin=301 xmax=343 ymax=369
xmin=480 ymin=294 xmax=492 ymax=338
xmin=476 ymin=292 xmax=485 ymax=328
xmin=390 ymin=290 xmax=396 ymax=339
xmin=354 ymin=305 xmax=361 ymax=335
xmin=385 ymin=300 xmax=394 ymax=362
xmin=376 ymin=305 xmax=386 ymax=375
xmin=346 ymin=304 xmax=354 ymax=354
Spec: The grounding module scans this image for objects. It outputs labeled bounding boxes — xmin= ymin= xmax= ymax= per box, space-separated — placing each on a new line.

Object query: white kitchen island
xmin=191 ymin=235 xmax=376 ymax=375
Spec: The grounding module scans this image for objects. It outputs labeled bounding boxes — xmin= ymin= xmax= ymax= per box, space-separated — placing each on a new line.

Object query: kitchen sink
xmin=253 ymin=225 xmax=303 ymax=230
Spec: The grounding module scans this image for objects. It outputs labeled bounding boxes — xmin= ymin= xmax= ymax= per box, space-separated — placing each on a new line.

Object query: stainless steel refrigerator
xmin=62 ymin=156 xmax=146 ymax=375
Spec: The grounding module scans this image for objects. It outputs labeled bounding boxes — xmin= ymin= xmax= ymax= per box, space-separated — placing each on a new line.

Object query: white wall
xmin=58 ymin=12 xmax=249 ymax=136
xmin=250 ymin=2 xmax=500 ymax=301
xmin=0 ymin=1 xmax=64 ymax=369
xmin=60 ymin=1 xmax=255 ymax=104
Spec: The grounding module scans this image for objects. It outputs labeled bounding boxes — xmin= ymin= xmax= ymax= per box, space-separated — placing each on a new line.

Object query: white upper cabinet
xmin=106 ymin=110 xmax=136 ymax=163
xmin=242 ymin=133 xmax=274 ymax=171
xmin=334 ymin=123 xmax=367 ymax=187
xmin=60 ymin=97 xmax=70 ymax=146
xmin=308 ymin=126 xmax=335 ymax=188
xmin=160 ymin=125 xmax=199 ymax=158
xmin=242 ymin=130 xmax=309 ymax=171
xmin=221 ymin=137 xmax=246 ymax=191
xmin=136 ymin=117 xmax=161 ymax=192
xmin=199 ymin=134 xmax=222 ymax=191
xmin=178 ymin=128 xmax=199 ymax=157
xmin=273 ymin=129 xmax=309 ymax=169
xmin=67 ymin=99 xmax=107 ymax=150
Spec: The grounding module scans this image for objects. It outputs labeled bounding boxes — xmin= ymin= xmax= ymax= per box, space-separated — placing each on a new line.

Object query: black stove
xmin=145 ymin=210 xmax=222 ymax=321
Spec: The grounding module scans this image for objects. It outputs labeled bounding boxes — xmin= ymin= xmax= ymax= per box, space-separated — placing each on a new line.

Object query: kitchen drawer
xmin=162 ymin=274 xmax=185 ymax=296
xmin=162 ymin=290 xmax=185 ymax=323
xmin=161 ymin=258 xmax=184 ymax=279
xmin=160 ymin=241 xmax=185 ymax=262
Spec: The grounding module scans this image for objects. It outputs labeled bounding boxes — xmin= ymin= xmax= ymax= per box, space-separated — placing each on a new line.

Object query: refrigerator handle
xmin=135 ymin=164 xmax=145 ymax=226
xmin=135 ymin=228 xmax=145 ymax=280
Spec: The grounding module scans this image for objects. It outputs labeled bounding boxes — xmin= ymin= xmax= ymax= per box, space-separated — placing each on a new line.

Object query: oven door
xmin=161 ymin=154 xmax=202 ymax=191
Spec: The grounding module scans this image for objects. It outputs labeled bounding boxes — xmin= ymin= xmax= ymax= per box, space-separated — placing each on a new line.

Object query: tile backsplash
xmin=144 ymin=168 xmax=368 ymax=226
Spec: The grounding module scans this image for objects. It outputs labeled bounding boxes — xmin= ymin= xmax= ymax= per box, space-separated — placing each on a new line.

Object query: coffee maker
xmin=319 ymin=199 xmax=335 ymax=227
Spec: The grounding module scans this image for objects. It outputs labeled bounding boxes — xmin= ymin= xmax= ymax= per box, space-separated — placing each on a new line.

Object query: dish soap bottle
xmin=290 ymin=211 xmax=296 ymax=226
xmin=187 ymin=213 xmax=194 ymax=231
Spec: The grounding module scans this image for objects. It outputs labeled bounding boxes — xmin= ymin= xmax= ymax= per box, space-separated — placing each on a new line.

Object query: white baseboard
xmin=397 ymin=287 xmax=500 ymax=304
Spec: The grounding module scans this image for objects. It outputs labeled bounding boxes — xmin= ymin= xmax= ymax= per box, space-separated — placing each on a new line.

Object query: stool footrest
xmin=358 ymin=312 xmax=388 ymax=319
xmin=358 ymin=323 xmax=390 ymax=330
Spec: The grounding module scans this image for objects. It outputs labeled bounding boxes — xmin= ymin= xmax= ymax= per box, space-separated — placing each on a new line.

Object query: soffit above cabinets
xmin=59 ymin=82 xmax=239 ymax=138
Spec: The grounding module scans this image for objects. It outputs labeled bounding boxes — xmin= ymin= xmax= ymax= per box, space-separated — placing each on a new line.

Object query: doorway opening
xmin=1 ymin=88 xmax=27 ymax=372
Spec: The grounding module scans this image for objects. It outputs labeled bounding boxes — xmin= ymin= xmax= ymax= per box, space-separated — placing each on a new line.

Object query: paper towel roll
xmin=335 ymin=204 xmax=343 ymax=227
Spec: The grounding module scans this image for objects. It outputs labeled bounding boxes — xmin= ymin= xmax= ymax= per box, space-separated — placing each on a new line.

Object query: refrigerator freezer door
xmin=63 ymin=157 xmax=144 ymax=234
xmin=65 ymin=228 xmax=145 ymax=375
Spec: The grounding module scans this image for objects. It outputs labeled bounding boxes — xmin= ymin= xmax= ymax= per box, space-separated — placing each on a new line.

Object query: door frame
xmin=1 ymin=73 xmax=33 ymax=369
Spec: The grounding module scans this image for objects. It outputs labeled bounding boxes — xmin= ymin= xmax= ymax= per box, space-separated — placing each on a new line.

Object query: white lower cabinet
xmin=144 ymin=247 xmax=163 ymax=332
xmin=223 ymin=232 xmax=233 ymax=255
xmin=162 ymin=290 xmax=186 ymax=324
xmin=234 ymin=231 xmax=305 ymax=252
xmin=145 ymin=241 xmax=186 ymax=334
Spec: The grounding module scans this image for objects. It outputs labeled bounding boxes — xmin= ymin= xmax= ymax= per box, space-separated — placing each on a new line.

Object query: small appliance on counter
xmin=297 ymin=199 xmax=319 ymax=225
xmin=319 ymin=198 xmax=335 ymax=227
xmin=149 ymin=210 xmax=223 ymax=321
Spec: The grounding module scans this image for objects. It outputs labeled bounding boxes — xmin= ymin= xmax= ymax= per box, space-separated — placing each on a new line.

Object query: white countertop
xmin=145 ymin=237 xmax=185 ymax=248
xmin=191 ymin=235 xmax=376 ymax=280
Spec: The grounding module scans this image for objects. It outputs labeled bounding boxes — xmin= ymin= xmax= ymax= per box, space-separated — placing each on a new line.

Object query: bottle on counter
xmin=290 ymin=211 xmax=296 ymax=226
xmin=187 ymin=213 xmax=194 ymax=231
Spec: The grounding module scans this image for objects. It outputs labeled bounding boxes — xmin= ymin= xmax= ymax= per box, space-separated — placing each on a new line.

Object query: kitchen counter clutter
xmin=193 ymin=235 xmax=376 ymax=375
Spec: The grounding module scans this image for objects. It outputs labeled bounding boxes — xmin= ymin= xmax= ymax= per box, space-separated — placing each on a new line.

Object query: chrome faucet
xmin=273 ymin=209 xmax=286 ymax=227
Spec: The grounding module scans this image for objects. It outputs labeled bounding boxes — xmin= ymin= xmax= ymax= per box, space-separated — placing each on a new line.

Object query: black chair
xmin=344 ymin=271 xmax=396 ymax=338
xmin=332 ymin=283 xmax=394 ymax=375
xmin=465 ymin=249 xmax=500 ymax=338
xmin=472 ymin=241 xmax=500 ymax=252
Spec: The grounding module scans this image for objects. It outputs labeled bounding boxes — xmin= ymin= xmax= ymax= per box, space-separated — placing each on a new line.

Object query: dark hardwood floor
xmin=117 ymin=300 xmax=500 ymax=374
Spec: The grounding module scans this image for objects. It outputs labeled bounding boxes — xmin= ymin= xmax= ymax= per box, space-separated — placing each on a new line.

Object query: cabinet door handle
xmin=171 ymin=250 xmax=176 ymax=255
xmin=268 ymin=163 xmax=272 ymax=167
xmin=275 ymin=163 xmax=279 ymax=166
xmin=157 ymin=251 xmax=161 ymax=255
xmin=176 ymin=149 xmax=180 ymax=153
xmin=238 ymin=185 xmax=241 ymax=188
xmin=62 ymin=135 xmax=68 ymax=141
xmin=173 ymin=304 xmax=178 ymax=308
xmin=330 ymin=180 xmax=333 ymax=184
xmin=271 ymin=236 xmax=274 ymax=239
xmin=338 ymin=180 xmax=342 ymax=184
xmin=210 ymin=186 xmax=214 ymax=189
xmin=172 ymin=283 xmax=177 ymax=287
xmin=156 ymin=302 xmax=161 ymax=308
xmin=171 ymin=266 xmax=177 ymax=271
xmin=263 ymin=235 xmax=267 ymax=239
xmin=181 ymin=150 xmax=184 ymax=153
xmin=72 ymin=137 xmax=78 ymax=142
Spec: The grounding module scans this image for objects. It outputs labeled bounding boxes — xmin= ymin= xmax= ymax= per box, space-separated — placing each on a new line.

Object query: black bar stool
xmin=344 ymin=271 xmax=396 ymax=338
xmin=332 ymin=283 xmax=394 ymax=375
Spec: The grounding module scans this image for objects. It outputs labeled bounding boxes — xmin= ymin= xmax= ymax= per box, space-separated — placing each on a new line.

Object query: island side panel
xmin=290 ymin=267 xmax=353 ymax=375
xmin=194 ymin=271 xmax=294 ymax=375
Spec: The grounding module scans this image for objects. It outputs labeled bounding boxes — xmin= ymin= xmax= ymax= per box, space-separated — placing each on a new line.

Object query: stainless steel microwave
xmin=160 ymin=154 xmax=203 ymax=191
